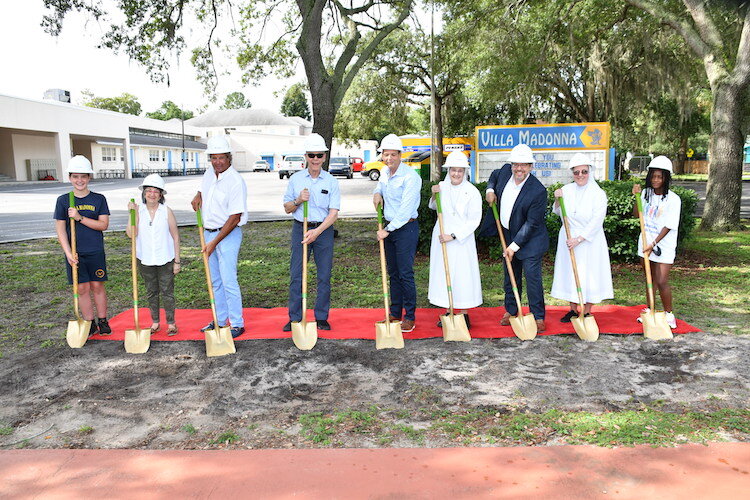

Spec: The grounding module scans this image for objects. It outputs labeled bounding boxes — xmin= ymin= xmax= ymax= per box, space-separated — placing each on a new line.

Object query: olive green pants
xmin=138 ymin=260 xmax=176 ymax=324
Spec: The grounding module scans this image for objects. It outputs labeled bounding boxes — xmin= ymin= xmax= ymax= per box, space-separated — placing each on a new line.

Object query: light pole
xmin=181 ymin=105 xmax=187 ymax=175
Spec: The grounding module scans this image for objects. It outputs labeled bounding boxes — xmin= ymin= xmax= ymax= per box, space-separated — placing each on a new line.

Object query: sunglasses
xmin=573 ymin=170 xmax=589 ymax=176
xmin=306 ymin=153 xmax=325 ymax=158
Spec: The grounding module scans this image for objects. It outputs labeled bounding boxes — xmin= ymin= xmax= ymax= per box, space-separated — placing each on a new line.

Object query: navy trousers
xmin=288 ymin=222 xmax=334 ymax=322
xmin=503 ymin=252 xmax=545 ymax=320
xmin=384 ymin=219 xmax=419 ymax=321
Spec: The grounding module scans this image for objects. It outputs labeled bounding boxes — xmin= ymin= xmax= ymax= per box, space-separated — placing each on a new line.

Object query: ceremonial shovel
xmin=635 ymin=195 xmax=673 ymax=340
xmin=558 ymin=197 xmax=599 ymax=342
xmin=196 ymin=209 xmax=237 ymax=357
xmin=66 ymin=191 xmax=91 ymax=348
xmin=491 ymin=203 xmax=537 ymax=340
xmin=291 ymin=201 xmax=318 ymax=350
xmin=124 ymin=199 xmax=151 ymax=353
xmin=435 ymin=192 xmax=470 ymax=342
xmin=375 ymin=204 xmax=404 ymax=349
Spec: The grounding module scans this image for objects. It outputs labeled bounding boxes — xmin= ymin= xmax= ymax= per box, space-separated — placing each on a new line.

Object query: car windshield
xmin=329 ymin=157 xmax=348 ymax=165
xmin=285 ymin=156 xmax=304 ymax=162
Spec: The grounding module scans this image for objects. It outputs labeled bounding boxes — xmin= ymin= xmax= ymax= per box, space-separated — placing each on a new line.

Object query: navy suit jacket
xmin=481 ymin=165 xmax=549 ymax=259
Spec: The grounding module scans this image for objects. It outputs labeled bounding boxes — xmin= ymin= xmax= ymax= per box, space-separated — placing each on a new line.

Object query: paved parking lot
xmin=0 ymin=171 xmax=378 ymax=243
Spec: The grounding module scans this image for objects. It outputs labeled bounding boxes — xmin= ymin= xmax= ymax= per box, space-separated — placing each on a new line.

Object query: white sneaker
xmin=636 ymin=307 xmax=650 ymax=323
xmin=665 ymin=312 xmax=677 ymax=329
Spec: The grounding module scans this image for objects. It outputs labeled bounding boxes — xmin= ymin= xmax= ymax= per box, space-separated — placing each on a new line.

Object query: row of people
xmin=54 ymin=136 xmax=680 ymax=338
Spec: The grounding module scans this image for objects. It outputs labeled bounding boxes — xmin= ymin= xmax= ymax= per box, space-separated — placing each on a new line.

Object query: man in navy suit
xmin=485 ymin=144 xmax=549 ymax=332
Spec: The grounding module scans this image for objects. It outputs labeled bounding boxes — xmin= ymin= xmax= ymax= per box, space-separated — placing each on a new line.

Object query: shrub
xmin=417 ymin=179 xmax=698 ymax=263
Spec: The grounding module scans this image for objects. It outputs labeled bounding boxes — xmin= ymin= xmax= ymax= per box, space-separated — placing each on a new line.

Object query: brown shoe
xmin=536 ymin=319 xmax=546 ymax=332
xmin=500 ymin=312 xmax=512 ymax=326
xmin=401 ymin=319 xmax=415 ymax=332
xmin=389 ymin=315 xmax=401 ymax=322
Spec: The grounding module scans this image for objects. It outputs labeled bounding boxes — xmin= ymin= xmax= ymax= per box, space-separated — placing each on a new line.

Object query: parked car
xmin=328 ymin=156 xmax=353 ymax=178
xmin=361 ymin=160 xmax=385 ymax=181
xmin=278 ymin=154 xmax=305 ymax=179
xmin=252 ymin=160 xmax=270 ymax=172
xmin=349 ymin=157 xmax=364 ymax=172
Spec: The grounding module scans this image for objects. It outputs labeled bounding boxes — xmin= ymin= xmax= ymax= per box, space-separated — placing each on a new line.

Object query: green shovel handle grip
xmin=303 ymin=200 xmax=308 ymax=218
xmin=129 ymin=198 xmax=136 ymax=226
xmin=68 ymin=191 xmax=75 ymax=214
xmin=196 ymin=208 xmax=204 ymax=228
xmin=377 ymin=203 xmax=383 ymax=225
xmin=636 ymin=193 xmax=644 ymax=213
xmin=559 ymin=196 xmax=568 ymax=218
xmin=435 ymin=191 xmax=442 ymax=213
xmin=491 ymin=202 xmax=499 ymax=221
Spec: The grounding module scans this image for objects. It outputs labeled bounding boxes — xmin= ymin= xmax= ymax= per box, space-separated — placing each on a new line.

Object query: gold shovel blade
xmin=641 ymin=311 xmax=673 ymax=340
xmin=66 ymin=319 xmax=91 ymax=348
xmin=205 ymin=326 xmax=237 ymax=357
xmin=440 ymin=313 xmax=471 ymax=342
xmin=375 ymin=320 xmax=404 ymax=350
xmin=509 ymin=313 xmax=537 ymax=341
xmin=292 ymin=320 xmax=318 ymax=350
xmin=124 ymin=328 xmax=151 ymax=354
xmin=571 ymin=315 xmax=599 ymax=342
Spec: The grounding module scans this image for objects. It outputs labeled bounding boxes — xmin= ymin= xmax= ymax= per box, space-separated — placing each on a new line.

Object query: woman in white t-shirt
xmin=632 ymin=156 xmax=681 ymax=328
xmin=126 ymin=174 xmax=181 ymax=335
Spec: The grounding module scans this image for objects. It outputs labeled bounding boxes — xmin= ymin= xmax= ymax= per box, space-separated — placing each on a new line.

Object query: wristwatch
xmin=451 ymin=233 xmax=456 ymax=240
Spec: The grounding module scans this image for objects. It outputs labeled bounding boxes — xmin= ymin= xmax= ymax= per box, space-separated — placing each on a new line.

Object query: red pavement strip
xmin=1 ymin=444 xmax=748 ymax=499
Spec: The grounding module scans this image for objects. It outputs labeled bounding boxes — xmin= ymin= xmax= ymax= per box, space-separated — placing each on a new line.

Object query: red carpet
xmin=100 ymin=305 xmax=699 ymax=341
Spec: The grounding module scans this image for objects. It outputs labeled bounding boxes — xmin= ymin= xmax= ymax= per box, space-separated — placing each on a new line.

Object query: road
xmin=0 ymin=172 xmax=378 ymax=243
xmin=0 ymin=177 xmax=747 ymax=243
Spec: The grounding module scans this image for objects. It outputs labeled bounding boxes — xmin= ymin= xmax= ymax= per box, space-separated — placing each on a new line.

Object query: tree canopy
xmin=146 ymin=101 xmax=194 ymax=121
xmin=80 ymin=90 xmax=142 ymax=115
xmin=280 ymin=83 xmax=311 ymax=120
xmin=222 ymin=92 xmax=252 ymax=110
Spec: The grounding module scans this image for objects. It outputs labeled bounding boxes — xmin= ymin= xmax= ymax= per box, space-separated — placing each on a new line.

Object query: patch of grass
xmin=210 ymin=431 xmax=239 ymax=445
xmin=394 ymin=424 xmax=425 ymax=444
xmin=0 ymin=425 xmax=13 ymax=435
xmin=40 ymin=339 xmax=56 ymax=348
xmin=78 ymin=426 xmax=93 ymax=434
xmin=299 ymin=412 xmax=337 ymax=444
xmin=182 ymin=424 xmax=197 ymax=435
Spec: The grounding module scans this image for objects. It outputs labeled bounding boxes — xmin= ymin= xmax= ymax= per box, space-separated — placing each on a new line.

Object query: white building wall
xmin=12 ymin=133 xmax=56 ymax=181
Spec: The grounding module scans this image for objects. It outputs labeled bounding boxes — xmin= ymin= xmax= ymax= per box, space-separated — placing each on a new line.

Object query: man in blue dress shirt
xmin=282 ymin=133 xmax=341 ymax=331
xmin=372 ymin=134 xmax=422 ymax=332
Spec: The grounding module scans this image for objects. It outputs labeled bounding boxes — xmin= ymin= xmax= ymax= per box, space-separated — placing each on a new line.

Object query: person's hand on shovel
xmin=67 ymin=206 xmax=83 ymax=223
xmin=65 ymin=251 xmax=78 ymax=267
xmin=302 ymin=228 xmax=321 ymax=245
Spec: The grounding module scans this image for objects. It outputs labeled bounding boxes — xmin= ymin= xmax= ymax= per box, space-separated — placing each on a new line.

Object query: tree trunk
xmin=309 ymin=77 xmax=337 ymax=170
xmin=701 ymin=83 xmax=743 ymax=230
xmin=431 ymin=95 xmax=445 ymax=182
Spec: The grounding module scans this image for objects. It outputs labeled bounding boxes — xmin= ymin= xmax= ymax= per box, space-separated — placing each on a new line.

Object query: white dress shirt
xmin=500 ymin=174 xmax=529 ymax=252
xmin=199 ymin=167 xmax=248 ymax=229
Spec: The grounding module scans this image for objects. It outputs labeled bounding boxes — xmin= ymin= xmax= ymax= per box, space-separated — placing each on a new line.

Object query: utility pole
xmin=429 ymin=0 xmax=439 ymax=182
xmin=181 ymin=105 xmax=187 ymax=175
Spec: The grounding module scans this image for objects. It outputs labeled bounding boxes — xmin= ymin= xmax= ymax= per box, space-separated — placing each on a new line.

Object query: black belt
xmin=204 ymin=227 xmax=220 ymax=233
xmin=295 ymin=220 xmax=323 ymax=229
xmin=385 ymin=218 xmax=416 ymax=226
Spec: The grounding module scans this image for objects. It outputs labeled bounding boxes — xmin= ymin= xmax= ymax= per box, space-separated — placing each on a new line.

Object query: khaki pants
xmin=138 ymin=260 xmax=176 ymax=324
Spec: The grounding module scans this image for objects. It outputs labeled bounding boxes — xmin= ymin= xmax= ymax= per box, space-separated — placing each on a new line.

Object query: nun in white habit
xmin=551 ymin=153 xmax=614 ymax=321
xmin=428 ymin=151 xmax=483 ymax=325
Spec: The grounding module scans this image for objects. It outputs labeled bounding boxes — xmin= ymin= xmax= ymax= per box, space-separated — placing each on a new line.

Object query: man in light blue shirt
xmin=282 ymin=133 xmax=341 ymax=331
xmin=373 ymin=134 xmax=422 ymax=332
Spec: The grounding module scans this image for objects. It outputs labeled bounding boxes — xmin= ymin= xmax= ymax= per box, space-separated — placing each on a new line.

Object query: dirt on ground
xmin=0 ymin=331 xmax=748 ymax=449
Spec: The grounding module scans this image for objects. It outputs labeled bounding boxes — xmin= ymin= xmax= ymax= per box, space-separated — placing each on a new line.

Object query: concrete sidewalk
xmin=1 ymin=443 xmax=748 ymax=499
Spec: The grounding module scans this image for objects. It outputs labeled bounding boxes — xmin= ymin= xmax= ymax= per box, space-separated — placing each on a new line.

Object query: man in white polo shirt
xmin=191 ymin=136 xmax=248 ymax=338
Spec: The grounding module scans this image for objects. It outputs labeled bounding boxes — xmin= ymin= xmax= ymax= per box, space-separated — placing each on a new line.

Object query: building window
xmin=102 ymin=147 xmax=117 ymax=162
xmin=120 ymin=148 xmax=124 ymax=161
xmin=161 ymin=150 xmax=166 ymax=162
xmin=149 ymin=150 xmax=159 ymax=162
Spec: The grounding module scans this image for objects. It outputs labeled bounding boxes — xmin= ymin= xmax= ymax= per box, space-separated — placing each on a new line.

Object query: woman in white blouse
xmin=551 ymin=153 xmax=613 ymax=322
xmin=126 ymin=174 xmax=181 ymax=335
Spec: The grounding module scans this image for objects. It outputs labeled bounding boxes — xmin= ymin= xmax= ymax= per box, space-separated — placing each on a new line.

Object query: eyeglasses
xmin=306 ymin=153 xmax=325 ymax=158
xmin=143 ymin=188 xmax=161 ymax=193
xmin=573 ymin=170 xmax=589 ymax=176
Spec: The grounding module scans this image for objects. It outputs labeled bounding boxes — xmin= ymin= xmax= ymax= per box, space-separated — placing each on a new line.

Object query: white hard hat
xmin=140 ymin=173 xmax=166 ymax=193
xmin=647 ymin=155 xmax=673 ymax=173
xmin=378 ymin=134 xmax=403 ymax=152
xmin=206 ymin=136 xmax=231 ymax=155
xmin=444 ymin=151 xmax=469 ymax=169
xmin=568 ymin=152 xmax=593 ymax=170
xmin=507 ymin=144 xmax=535 ymax=164
xmin=67 ymin=155 xmax=94 ymax=175
xmin=304 ymin=133 xmax=328 ymax=152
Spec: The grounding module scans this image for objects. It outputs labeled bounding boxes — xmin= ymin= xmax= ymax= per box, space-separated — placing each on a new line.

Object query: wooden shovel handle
xmin=129 ymin=199 xmax=140 ymax=327
xmin=435 ymin=192 xmax=455 ymax=315
xmin=68 ymin=192 xmax=81 ymax=321
xmin=377 ymin=204 xmax=390 ymax=322
xmin=559 ymin=197 xmax=586 ymax=317
xmin=196 ymin=209 xmax=221 ymax=328
xmin=635 ymin=194 xmax=657 ymax=312
xmin=491 ymin=203 xmax=524 ymax=319
xmin=301 ymin=202 xmax=309 ymax=324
